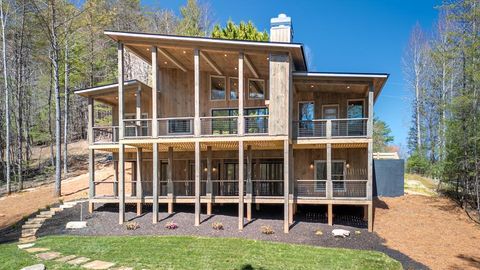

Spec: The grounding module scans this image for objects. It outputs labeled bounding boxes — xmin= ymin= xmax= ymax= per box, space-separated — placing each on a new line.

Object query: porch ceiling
xmin=293 ymin=143 xmax=368 ymax=149
xmin=122 ymin=139 xmax=284 ymax=152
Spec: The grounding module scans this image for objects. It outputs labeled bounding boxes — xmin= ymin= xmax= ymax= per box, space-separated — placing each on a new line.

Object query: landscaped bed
xmin=0 ymin=235 xmax=402 ymax=270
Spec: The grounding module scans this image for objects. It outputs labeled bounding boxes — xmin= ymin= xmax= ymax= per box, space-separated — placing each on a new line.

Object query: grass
xmin=0 ymin=235 xmax=402 ymax=270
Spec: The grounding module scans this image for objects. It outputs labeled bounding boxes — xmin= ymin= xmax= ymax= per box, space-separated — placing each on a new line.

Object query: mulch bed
xmin=28 ymin=202 xmax=428 ymax=269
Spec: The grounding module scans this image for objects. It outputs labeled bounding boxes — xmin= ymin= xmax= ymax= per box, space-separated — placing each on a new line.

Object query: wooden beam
xmin=207 ymin=146 xmax=212 ymax=196
xmin=238 ymin=53 xmax=244 ymax=136
xmin=88 ymin=149 xmax=95 ymax=201
xmin=326 ymin=143 xmax=332 ymax=200
xmin=118 ymin=42 xmax=125 ymax=139
xmin=283 ymin=139 xmax=290 ymax=233
xmin=328 ymin=204 xmax=333 ymax=226
xmin=246 ymin=145 xmax=252 ymax=221
xmin=158 ymin=47 xmax=187 ymax=72
xmin=367 ymin=82 xmax=374 ymax=137
xmin=238 ymin=140 xmax=244 ymax=230
xmin=118 ymin=143 xmax=125 ymax=224
xmin=194 ymin=49 xmax=201 ymax=137
xmin=244 ymin=54 xmax=259 ymax=79
xmin=194 ymin=141 xmax=201 ymax=226
xmin=200 ymin=51 xmax=222 ymax=76
xmin=136 ymin=147 xmax=143 ymax=215
xmin=152 ymin=143 xmax=159 ymax=223
xmin=152 ymin=46 xmax=158 ymax=137
xmin=87 ymin=98 xmax=94 ymax=144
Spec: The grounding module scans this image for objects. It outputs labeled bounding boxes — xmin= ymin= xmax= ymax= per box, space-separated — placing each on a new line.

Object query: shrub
xmin=125 ymin=221 xmax=140 ymax=230
xmin=165 ymin=221 xmax=178 ymax=230
xmin=315 ymin=229 xmax=323 ymax=236
xmin=261 ymin=225 xmax=274 ymax=235
xmin=212 ymin=222 xmax=224 ymax=230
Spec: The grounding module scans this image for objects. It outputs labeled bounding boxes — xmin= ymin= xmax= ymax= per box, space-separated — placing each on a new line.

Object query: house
xmin=75 ymin=14 xmax=388 ymax=233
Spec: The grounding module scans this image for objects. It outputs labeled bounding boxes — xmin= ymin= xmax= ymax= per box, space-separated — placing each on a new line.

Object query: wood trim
xmin=158 ymin=47 xmax=187 ymax=72
xmin=200 ymin=51 xmax=222 ymax=75
xmin=244 ymin=54 xmax=259 ymax=79
xmin=209 ymin=75 xmax=227 ymax=101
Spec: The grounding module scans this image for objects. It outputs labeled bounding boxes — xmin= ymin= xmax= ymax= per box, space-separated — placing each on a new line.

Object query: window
xmin=229 ymin=78 xmax=238 ymax=100
xmin=245 ymin=108 xmax=269 ymax=134
xmin=211 ymin=109 xmax=238 ymax=135
xmin=298 ymin=102 xmax=315 ymax=136
xmin=168 ymin=119 xmax=192 ymax=134
xmin=347 ymin=100 xmax=365 ymax=136
xmin=248 ymin=79 xmax=265 ymax=100
xmin=314 ymin=160 xmax=346 ymax=192
xmin=210 ymin=76 xmax=226 ymax=100
xmin=124 ymin=113 xmax=149 ymax=137
xmin=322 ymin=105 xmax=338 ymax=119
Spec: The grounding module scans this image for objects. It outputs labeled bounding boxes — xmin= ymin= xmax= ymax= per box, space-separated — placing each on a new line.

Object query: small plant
xmin=261 ymin=225 xmax=274 ymax=235
xmin=165 ymin=221 xmax=178 ymax=230
xmin=355 ymin=230 xmax=361 ymax=235
xmin=315 ymin=229 xmax=323 ymax=236
xmin=125 ymin=221 xmax=140 ymax=230
xmin=212 ymin=222 xmax=224 ymax=230
xmin=59 ymin=198 xmax=64 ymax=204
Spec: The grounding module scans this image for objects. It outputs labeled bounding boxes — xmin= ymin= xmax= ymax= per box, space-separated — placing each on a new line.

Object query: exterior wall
xmin=373 ymin=159 xmax=404 ymax=197
xmin=269 ymin=53 xmax=291 ymax=136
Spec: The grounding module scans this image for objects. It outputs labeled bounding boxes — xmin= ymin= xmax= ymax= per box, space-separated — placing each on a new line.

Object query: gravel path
xmin=30 ymin=202 xmax=428 ymax=269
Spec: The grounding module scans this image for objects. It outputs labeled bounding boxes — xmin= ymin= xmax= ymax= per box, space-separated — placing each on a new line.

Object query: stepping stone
xmin=20 ymin=264 xmax=45 ymax=270
xmin=18 ymin=243 xmax=35 ymax=249
xmin=19 ymin=236 xmax=37 ymax=243
xmin=67 ymin=257 xmax=91 ymax=265
xmin=39 ymin=211 xmax=54 ymax=215
xmin=25 ymin=218 xmax=46 ymax=224
xmin=22 ymin=223 xmax=42 ymax=229
xmin=55 ymin=255 xmax=77 ymax=262
xmin=82 ymin=260 xmax=116 ymax=269
xmin=22 ymin=228 xmax=39 ymax=237
xmin=25 ymin=247 xmax=49 ymax=253
xmin=36 ymin=251 xmax=61 ymax=260
xmin=60 ymin=204 xmax=74 ymax=209
xmin=36 ymin=214 xmax=52 ymax=218
xmin=111 ymin=267 xmax=133 ymax=270
xmin=50 ymin=207 xmax=63 ymax=212
xmin=66 ymin=221 xmax=87 ymax=229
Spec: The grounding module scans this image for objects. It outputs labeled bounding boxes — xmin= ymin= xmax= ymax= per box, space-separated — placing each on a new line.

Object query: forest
xmin=404 ymin=0 xmax=479 ymax=220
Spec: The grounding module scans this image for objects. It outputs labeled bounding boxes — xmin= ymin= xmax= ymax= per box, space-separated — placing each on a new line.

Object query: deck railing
xmin=158 ymin=117 xmax=194 ymax=137
xmin=173 ymin=180 xmax=196 ymax=196
xmin=295 ymin=180 xmax=328 ymax=198
xmin=200 ymin=116 xmax=238 ymax=136
xmin=332 ymin=180 xmax=368 ymax=198
xmin=123 ymin=119 xmax=152 ymax=138
xmin=295 ymin=179 xmax=367 ymax=199
xmin=252 ymin=180 xmax=283 ymax=196
xmin=92 ymin=126 xmax=119 ymax=144
xmin=211 ymin=180 xmax=241 ymax=196
xmin=294 ymin=118 xmax=368 ymax=138
xmin=244 ymin=115 xmax=269 ymax=134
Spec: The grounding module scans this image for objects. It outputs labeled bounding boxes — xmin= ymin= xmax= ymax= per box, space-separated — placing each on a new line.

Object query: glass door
xmin=299 ymin=102 xmax=314 ymax=136
xmin=347 ymin=100 xmax=365 ymax=136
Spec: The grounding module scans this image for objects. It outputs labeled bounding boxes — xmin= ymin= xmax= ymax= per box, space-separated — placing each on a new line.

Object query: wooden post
xmin=238 ymin=140 xmax=244 ymax=230
xmin=238 ymin=52 xmax=244 ymax=136
xmin=136 ymin=85 xmax=142 ymax=136
xmin=118 ymin=143 xmax=125 ymax=224
xmin=136 ymin=147 xmax=143 ymax=216
xmin=113 ymin=161 xmax=118 ymax=196
xmin=326 ymin=143 xmax=332 ymax=200
xmin=288 ymin=202 xmax=293 ymax=224
xmin=326 ymin=120 xmax=332 ymax=138
xmin=367 ymin=82 xmax=374 ymax=231
xmin=151 ymin=46 xmax=158 ymax=137
xmin=328 ymin=204 xmax=333 ymax=226
xmin=194 ymin=141 xmax=201 ymax=226
xmin=194 ymin=48 xmax=200 ymax=137
xmin=367 ymin=82 xmax=374 ymax=138
xmin=283 ymin=139 xmax=290 ymax=233
xmin=88 ymin=149 xmax=95 ymax=213
xmin=152 ymin=143 xmax=159 ymax=223
xmin=167 ymin=146 xmax=174 ymax=214
xmin=117 ymin=42 xmax=124 ymax=140
xmin=207 ymin=146 xmax=212 ymax=215
xmin=246 ymin=145 xmax=252 ymax=221
xmin=368 ymin=203 xmax=373 ymax=232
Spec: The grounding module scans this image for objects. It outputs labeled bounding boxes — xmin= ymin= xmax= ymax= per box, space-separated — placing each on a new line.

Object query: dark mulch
xmin=29 ymin=202 xmax=428 ymax=269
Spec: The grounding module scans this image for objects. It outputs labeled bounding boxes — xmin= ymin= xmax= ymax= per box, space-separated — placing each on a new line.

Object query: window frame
xmin=321 ymin=104 xmax=340 ymax=119
xmin=210 ymin=75 xmax=227 ymax=101
xmin=313 ymin=160 xmax=346 ymax=192
xmin=346 ymin=99 xmax=365 ymax=119
xmin=247 ymin=78 xmax=266 ymax=100
xmin=229 ymin=77 xmax=239 ymax=100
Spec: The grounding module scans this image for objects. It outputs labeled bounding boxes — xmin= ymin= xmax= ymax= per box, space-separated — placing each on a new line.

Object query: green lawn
xmin=0 ymin=236 xmax=402 ymax=270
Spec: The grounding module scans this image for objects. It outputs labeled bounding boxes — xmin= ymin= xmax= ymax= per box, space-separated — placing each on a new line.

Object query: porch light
xmin=212 ymin=167 xmax=217 ymax=172
xmin=310 ymin=85 xmax=314 ymax=88
xmin=164 ymin=61 xmax=168 ymax=64
xmin=346 ymin=163 xmax=350 ymax=169
xmin=309 ymin=162 xmax=314 ymax=169
xmin=346 ymin=85 xmax=351 ymax=89
xmin=183 ymin=50 xmax=186 ymax=54
xmin=204 ymin=167 xmax=208 ymax=172
xmin=234 ymin=67 xmax=237 ymax=70
xmin=224 ymin=54 xmax=227 ymax=57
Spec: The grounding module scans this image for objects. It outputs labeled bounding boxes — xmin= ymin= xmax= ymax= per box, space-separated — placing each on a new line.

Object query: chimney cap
xmin=271 ymin=13 xmax=291 ymax=27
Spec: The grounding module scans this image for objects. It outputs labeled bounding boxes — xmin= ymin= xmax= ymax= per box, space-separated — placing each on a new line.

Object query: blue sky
xmin=143 ymin=0 xmax=440 ymax=149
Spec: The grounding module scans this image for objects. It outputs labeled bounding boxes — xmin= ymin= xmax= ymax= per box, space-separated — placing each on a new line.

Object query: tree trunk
xmin=1 ymin=0 xmax=11 ymax=194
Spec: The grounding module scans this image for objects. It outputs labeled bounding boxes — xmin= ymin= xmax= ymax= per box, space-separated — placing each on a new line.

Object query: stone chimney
xmin=270 ymin=13 xmax=293 ymax=42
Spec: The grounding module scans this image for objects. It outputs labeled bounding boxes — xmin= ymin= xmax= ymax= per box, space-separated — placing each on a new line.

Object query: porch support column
xmin=326 ymin=143 xmax=333 ymax=226
xmin=136 ymin=85 xmax=142 ymax=136
xmin=88 ymin=149 xmax=95 ymax=213
xmin=152 ymin=143 xmax=159 ymax=223
xmin=246 ymin=145 xmax=252 ymax=221
xmin=117 ymin=42 xmax=124 ymax=140
xmin=283 ymin=139 xmax=291 ymax=233
xmin=238 ymin=141 xmax=244 ymax=230
xmin=151 ymin=46 xmax=158 ymax=138
xmin=87 ymin=97 xmax=95 ymax=213
xmin=194 ymin=47 xmax=201 ymax=226
xmin=118 ymin=143 xmax=125 ymax=224
xmin=136 ymin=147 xmax=143 ymax=216
xmin=167 ymin=146 xmax=174 ymax=214
xmin=113 ymin=160 xmax=118 ymax=197
xmin=367 ymin=82 xmax=374 ymax=232
xmin=206 ymin=146 xmax=213 ymax=215
xmin=238 ymin=52 xmax=244 ymax=136
xmin=194 ymin=141 xmax=201 ymax=226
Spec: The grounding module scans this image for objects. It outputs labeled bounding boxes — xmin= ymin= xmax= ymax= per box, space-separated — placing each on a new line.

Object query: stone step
xmin=22 ymin=229 xmax=38 ymax=238
xmin=22 ymin=223 xmax=42 ymax=229
xmin=19 ymin=236 xmax=37 ymax=243
xmin=60 ymin=204 xmax=74 ymax=209
xmin=39 ymin=211 xmax=54 ymax=216
xmin=35 ymin=214 xmax=52 ymax=219
xmin=25 ymin=218 xmax=46 ymax=225
xmin=50 ymin=207 xmax=63 ymax=212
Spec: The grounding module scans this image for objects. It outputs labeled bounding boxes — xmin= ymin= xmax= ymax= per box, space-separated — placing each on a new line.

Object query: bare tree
xmin=1 ymin=0 xmax=10 ymax=194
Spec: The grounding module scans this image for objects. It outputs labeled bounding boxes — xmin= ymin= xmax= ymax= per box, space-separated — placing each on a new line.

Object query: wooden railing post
xmin=326 ymin=120 xmax=332 ymax=138
xmin=238 ymin=52 xmax=244 ymax=136
xmin=326 ymin=143 xmax=332 ymax=200
xmin=151 ymin=46 xmax=158 ymax=138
